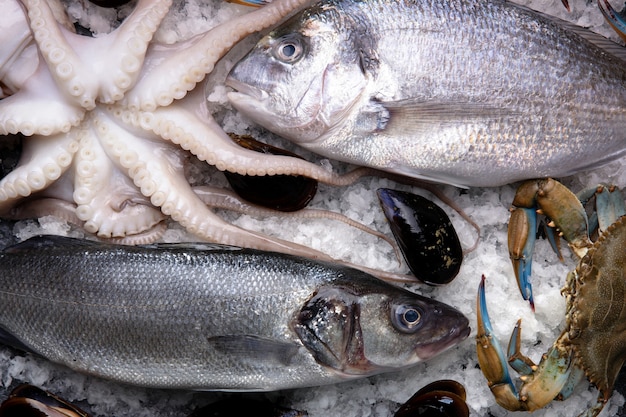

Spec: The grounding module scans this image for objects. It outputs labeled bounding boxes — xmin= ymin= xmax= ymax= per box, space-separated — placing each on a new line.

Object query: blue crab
xmin=477 ymin=178 xmax=626 ymax=416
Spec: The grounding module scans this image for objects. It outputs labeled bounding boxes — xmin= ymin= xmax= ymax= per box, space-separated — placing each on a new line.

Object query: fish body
xmin=0 ymin=236 xmax=469 ymax=391
xmin=227 ymin=0 xmax=626 ymax=187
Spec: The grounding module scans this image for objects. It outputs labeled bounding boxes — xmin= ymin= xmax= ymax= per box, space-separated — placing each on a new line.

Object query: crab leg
xmin=598 ymin=0 xmax=626 ymax=42
xmin=508 ymin=207 xmax=537 ymax=309
xmin=476 ymin=276 xmax=582 ymax=412
xmin=508 ymin=179 xmax=592 ymax=306
xmin=594 ymin=185 xmax=626 ymax=231
xmin=476 ymin=276 xmax=520 ymax=409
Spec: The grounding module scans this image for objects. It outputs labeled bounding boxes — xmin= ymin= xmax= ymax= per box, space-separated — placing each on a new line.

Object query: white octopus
xmin=0 ymin=0 xmax=416 ymax=280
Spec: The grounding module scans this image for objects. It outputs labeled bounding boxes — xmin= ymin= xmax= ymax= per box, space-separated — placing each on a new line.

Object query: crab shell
xmin=564 ymin=215 xmax=626 ymax=402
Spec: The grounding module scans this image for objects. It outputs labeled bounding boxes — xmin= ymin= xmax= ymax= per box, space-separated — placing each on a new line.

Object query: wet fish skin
xmin=226 ymin=0 xmax=626 ymax=187
xmin=0 ymin=236 xmax=469 ymax=391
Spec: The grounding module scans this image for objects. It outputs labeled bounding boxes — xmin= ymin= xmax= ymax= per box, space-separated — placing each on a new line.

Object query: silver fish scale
xmin=0 ymin=237 xmax=469 ymax=391
xmin=333 ymin=0 xmax=626 ymax=185
xmin=0 ymin=240 xmax=338 ymax=390
xmin=229 ymin=0 xmax=626 ymax=187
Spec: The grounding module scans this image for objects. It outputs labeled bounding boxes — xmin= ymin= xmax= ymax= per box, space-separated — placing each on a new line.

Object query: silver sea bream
xmin=0 ymin=235 xmax=469 ymax=391
xmin=226 ymin=0 xmax=626 ymax=187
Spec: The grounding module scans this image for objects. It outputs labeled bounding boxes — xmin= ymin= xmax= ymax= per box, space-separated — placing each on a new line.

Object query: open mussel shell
xmin=394 ymin=380 xmax=469 ymax=417
xmin=188 ymin=398 xmax=308 ymax=417
xmin=224 ymin=135 xmax=318 ymax=212
xmin=377 ymin=188 xmax=463 ymax=285
xmin=0 ymin=384 xmax=90 ymax=417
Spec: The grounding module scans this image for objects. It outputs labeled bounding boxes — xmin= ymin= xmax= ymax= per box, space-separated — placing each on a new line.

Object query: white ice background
xmin=1 ymin=0 xmax=626 ymax=416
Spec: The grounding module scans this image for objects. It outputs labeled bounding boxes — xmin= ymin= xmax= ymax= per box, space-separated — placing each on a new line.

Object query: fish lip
xmin=225 ymin=76 xmax=268 ymax=103
xmin=415 ymin=320 xmax=471 ymax=361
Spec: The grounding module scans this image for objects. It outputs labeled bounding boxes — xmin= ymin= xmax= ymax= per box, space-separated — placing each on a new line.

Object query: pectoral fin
xmin=380 ymin=99 xmax=521 ymax=135
xmin=206 ymin=335 xmax=300 ymax=366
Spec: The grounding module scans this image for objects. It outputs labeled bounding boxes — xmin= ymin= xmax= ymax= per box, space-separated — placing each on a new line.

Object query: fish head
xmin=226 ymin=4 xmax=369 ymax=143
xmin=292 ymin=273 xmax=470 ymax=377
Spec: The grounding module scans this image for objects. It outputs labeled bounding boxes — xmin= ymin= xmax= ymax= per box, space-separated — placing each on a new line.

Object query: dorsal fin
xmin=510 ymin=1 xmax=626 ymax=63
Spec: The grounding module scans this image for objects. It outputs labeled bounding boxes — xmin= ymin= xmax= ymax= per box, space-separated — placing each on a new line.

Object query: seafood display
xmin=477 ymin=179 xmax=626 ymax=416
xmin=0 ymin=0 xmax=626 ymax=416
xmin=227 ymin=0 xmax=626 ymax=187
xmin=0 ymin=235 xmax=469 ymax=390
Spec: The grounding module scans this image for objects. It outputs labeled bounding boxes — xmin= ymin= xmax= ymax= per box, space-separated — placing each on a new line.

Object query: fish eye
xmin=391 ymin=304 xmax=423 ymax=333
xmin=273 ymin=36 xmax=304 ymax=63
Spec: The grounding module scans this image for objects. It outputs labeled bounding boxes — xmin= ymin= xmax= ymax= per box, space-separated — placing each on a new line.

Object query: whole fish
xmin=226 ymin=0 xmax=626 ymax=187
xmin=0 ymin=236 xmax=469 ymax=391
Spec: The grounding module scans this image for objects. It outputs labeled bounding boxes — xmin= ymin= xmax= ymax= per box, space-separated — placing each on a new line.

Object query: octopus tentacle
xmin=0 ymin=53 xmax=86 ymax=136
xmin=19 ymin=0 xmax=171 ymax=110
xmin=193 ymin=185 xmax=402 ymax=263
xmin=21 ymin=0 xmax=98 ymax=109
xmin=73 ymin=111 xmax=166 ymax=238
xmin=96 ymin=110 xmax=337 ymax=258
xmin=5 ymin=197 xmax=80 ymax=224
xmin=0 ymin=133 xmax=78 ymax=213
xmin=115 ymin=100 xmax=370 ymax=186
xmin=88 ymin=0 xmax=173 ymax=104
xmin=106 ymin=221 xmax=167 ymax=245
xmin=122 ymin=0 xmax=314 ymax=111
xmin=1 ymin=1 xmax=33 ymax=98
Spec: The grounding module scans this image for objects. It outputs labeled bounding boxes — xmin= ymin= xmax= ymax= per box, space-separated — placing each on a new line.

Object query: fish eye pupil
xmin=403 ymin=308 xmax=419 ymax=324
xmin=274 ymin=37 xmax=303 ymax=62
xmin=282 ymin=43 xmax=296 ymax=57
xmin=392 ymin=304 xmax=422 ymax=333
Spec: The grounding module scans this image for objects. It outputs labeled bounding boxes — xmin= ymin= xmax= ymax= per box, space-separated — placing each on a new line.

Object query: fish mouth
xmin=414 ymin=317 xmax=471 ymax=361
xmin=225 ymin=77 xmax=268 ymax=103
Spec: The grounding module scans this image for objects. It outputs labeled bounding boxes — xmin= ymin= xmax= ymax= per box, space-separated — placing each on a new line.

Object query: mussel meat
xmin=394 ymin=380 xmax=469 ymax=417
xmin=224 ymin=135 xmax=318 ymax=212
xmin=377 ymin=189 xmax=463 ymax=285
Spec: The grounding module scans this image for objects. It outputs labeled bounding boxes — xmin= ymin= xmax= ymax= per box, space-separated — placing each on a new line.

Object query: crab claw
xmin=561 ymin=0 xmax=570 ymax=11
xmin=476 ymin=276 xmax=521 ymax=410
xmin=476 ymin=276 xmax=582 ymax=413
xmin=508 ymin=207 xmax=537 ymax=310
xmin=508 ymin=179 xmax=592 ymax=307
xmin=598 ymin=0 xmax=626 ymax=42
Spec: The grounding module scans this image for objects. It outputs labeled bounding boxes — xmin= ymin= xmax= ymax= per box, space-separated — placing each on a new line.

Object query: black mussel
xmin=0 ymin=384 xmax=91 ymax=417
xmin=224 ymin=135 xmax=318 ymax=212
xmin=394 ymin=380 xmax=469 ymax=417
xmin=377 ymin=189 xmax=462 ymax=285
xmin=411 ymin=380 xmax=466 ymax=401
xmin=87 ymin=0 xmax=133 ymax=7
xmin=188 ymin=398 xmax=308 ymax=417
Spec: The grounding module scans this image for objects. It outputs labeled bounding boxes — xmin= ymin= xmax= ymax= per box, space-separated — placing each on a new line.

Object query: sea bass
xmin=226 ymin=0 xmax=626 ymax=187
xmin=0 ymin=236 xmax=469 ymax=390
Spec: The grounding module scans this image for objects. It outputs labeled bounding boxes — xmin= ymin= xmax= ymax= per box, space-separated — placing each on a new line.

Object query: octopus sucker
xmin=0 ymin=134 xmax=77 ymax=209
xmin=19 ymin=0 xmax=171 ymax=114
